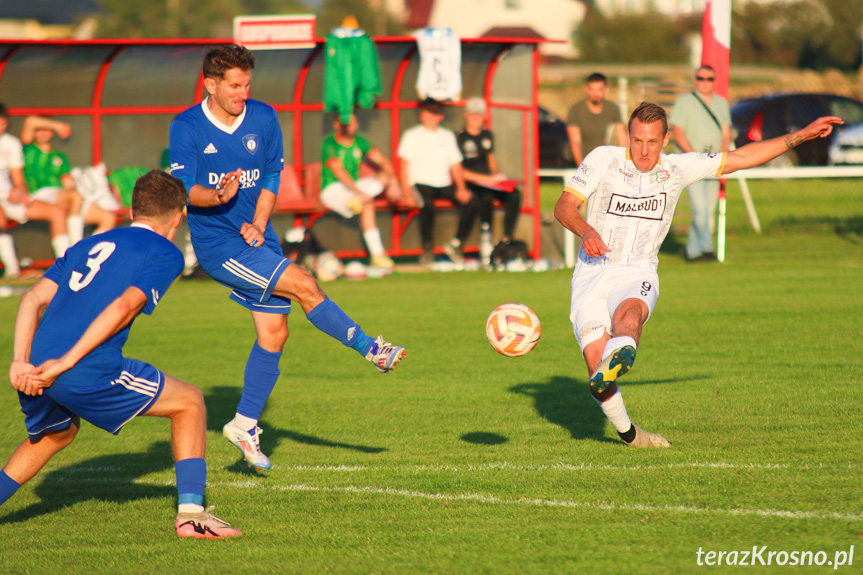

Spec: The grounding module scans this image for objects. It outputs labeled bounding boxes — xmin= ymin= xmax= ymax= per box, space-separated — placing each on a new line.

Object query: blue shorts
xmin=19 ymin=358 xmax=165 ymax=438
xmin=199 ymin=239 xmax=293 ymax=314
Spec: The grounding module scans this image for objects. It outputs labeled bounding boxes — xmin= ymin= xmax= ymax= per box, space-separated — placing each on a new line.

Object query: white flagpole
xmin=717 ymin=178 xmax=727 ymax=262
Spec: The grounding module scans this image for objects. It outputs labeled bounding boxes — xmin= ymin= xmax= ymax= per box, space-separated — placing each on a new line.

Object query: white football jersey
xmin=564 ymin=146 xmax=726 ymax=269
xmin=414 ymin=28 xmax=462 ymax=101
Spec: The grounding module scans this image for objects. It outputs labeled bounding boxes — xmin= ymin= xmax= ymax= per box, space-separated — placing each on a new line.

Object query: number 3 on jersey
xmin=69 ymin=241 xmax=116 ymax=292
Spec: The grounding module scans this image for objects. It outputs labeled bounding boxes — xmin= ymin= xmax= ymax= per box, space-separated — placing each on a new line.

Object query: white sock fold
xmin=363 ymin=228 xmax=385 ymax=257
xmin=67 ymin=215 xmax=84 ymax=245
xmin=595 ymin=390 xmax=632 ymax=433
xmin=178 ymin=503 xmax=205 ymax=514
xmin=602 ymin=336 xmax=637 ymax=361
xmin=233 ymin=413 xmax=257 ymax=432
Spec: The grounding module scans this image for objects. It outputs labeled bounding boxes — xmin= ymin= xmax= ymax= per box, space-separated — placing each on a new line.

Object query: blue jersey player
xmin=169 ymin=44 xmax=406 ymax=471
xmin=2 ymin=170 xmax=242 ymax=538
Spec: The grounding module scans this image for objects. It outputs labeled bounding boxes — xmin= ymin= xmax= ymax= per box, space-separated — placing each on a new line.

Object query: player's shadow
xmin=510 ymin=376 xmax=615 ymax=444
xmin=205 ymin=386 xmax=387 ymax=474
xmin=0 ymin=441 xmax=174 ymax=525
xmin=511 ymin=374 xmax=696 ymax=443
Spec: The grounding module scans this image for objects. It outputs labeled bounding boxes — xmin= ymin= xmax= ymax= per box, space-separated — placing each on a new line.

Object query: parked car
xmin=731 ymin=93 xmax=863 ymax=166
xmin=828 ymin=122 xmax=863 ymax=165
xmin=538 ymin=106 xmax=575 ymax=168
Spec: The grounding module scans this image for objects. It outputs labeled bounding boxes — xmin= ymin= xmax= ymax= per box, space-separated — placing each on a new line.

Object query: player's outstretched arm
xmin=17 ymin=286 xmax=148 ymax=395
xmin=723 ymin=116 xmax=843 ymax=175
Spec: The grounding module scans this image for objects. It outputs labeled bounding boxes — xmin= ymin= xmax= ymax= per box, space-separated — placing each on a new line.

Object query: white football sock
xmin=0 ymin=234 xmax=20 ymax=277
xmin=178 ymin=503 xmax=205 ymax=514
xmin=67 ymin=215 xmax=84 ymax=245
xmin=363 ymin=228 xmax=385 ymax=257
xmin=595 ymin=389 xmax=632 ymax=433
xmin=184 ymin=236 xmax=198 ymax=269
xmin=602 ymin=335 xmax=637 ymax=360
xmin=51 ymin=234 xmax=70 ymax=258
xmin=233 ymin=413 xmax=257 ymax=433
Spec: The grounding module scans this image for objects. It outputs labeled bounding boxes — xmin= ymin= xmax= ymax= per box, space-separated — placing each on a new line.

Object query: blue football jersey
xmin=30 ymin=225 xmax=184 ymax=387
xmin=169 ymin=99 xmax=284 ymax=253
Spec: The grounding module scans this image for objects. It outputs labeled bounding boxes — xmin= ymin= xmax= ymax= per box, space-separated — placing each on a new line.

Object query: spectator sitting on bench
xmin=320 ymin=113 xmax=414 ymax=270
xmin=398 ymin=98 xmax=475 ymax=266
xmin=0 ymin=105 xmax=69 ymax=278
xmin=21 ymin=115 xmax=116 ymax=248
xmin=457 ymin=98 xmax=523 ymax=266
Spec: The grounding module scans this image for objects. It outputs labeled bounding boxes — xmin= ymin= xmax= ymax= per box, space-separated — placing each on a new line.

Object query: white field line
xmin=223 ymin=481 xmax=863 ymax=523
xmin=42 ymin=464 xmax=862 ymax=523
xmin=59 ymin=461 xmax=809 ymax=474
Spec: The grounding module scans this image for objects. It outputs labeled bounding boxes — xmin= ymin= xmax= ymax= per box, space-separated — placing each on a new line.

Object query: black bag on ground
xmin=490 ymin=239 xmax=529 ymax=265
xmin=281 ymin=227 xmax=323 ymax=263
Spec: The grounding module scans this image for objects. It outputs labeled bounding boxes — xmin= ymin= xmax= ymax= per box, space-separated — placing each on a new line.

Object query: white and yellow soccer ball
xmin=315 ymin=251 xmax=343 ymax=282
xmin=486 ymin=303 xmax=541 ymax=357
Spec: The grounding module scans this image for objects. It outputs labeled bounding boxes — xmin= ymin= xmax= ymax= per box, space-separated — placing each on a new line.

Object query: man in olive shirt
xmin=566 ymin=73 xmax=628 ymax=166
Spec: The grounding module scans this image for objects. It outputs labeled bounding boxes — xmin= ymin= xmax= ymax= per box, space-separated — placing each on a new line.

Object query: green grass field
xmin=0 ymin=228 xmax=861 ymax=573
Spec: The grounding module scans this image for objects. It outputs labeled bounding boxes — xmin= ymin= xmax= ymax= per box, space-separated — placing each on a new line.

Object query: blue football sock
xmin=0 ymin=469 xmax=21 ymax=507
xmin=237 ymin=341 xmax=282 ymax=421
xmin=176 ymin=458 xmax=206 ymax=507
xmin=307 ymin=297 xmax=374 ymax=355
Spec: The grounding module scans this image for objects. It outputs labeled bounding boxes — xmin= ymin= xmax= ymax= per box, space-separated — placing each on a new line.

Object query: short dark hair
xmin=698 ymin=64 xmax=715 ymax=75
xmin=203 ymin=44 xmax=256 ymax=80
xmin=418 ymin=97 xmax=444 ymax=115
xmin=628 ymin=101 xmax=668 ymax=135
xmin=586 ymin=72 xmax=607 ymax=85
xmin=132 ymin=170 xmax=188 ymax=224
xmin=0 ymin=104 xmax=8 ymax=120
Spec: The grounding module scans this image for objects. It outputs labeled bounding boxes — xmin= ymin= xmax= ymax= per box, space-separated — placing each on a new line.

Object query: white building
xmin=400 ymin=0 xmax=586 ymax=58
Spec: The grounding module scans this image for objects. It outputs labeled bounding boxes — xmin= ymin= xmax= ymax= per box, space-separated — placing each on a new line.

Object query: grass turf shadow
xmin=510 ymin=376 xmax=614 ymax=444
xmin=0 ymin=441 xmax=174 ymax=525
xmin=460 ymin=432 xmax=508 ymax=445
xmin=510 ymin=374 xmax=696 ymax=445
xmin=205 ymin=386 xmax=387 ymax=470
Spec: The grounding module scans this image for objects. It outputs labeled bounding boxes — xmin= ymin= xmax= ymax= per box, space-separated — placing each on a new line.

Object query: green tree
xmin=574 ymin=8 xmax=699 ymax=63
xmin=732 ymin=0 xmax=861 ymax=70
xmin=815 ymin=0 xmax=863 ymax=69
xmin=317 ymin=0 xmax=405 ymax=37
xmin=96 ymin=0 xmax=310 ymax=38
xmin=732 ymin=0 xmax=833 ymax=68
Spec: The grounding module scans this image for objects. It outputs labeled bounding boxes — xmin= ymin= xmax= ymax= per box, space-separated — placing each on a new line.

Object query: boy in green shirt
xmin=21 ymin=116 xmax=116 ymax=246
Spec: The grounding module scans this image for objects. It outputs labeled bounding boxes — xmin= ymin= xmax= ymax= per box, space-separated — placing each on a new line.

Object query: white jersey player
xmin=555 ymin=101 xmax=842 ymax=448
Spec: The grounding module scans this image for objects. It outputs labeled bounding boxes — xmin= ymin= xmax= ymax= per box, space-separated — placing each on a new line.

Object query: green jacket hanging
xmin=323 ymin=32 xmax=383 ymax=124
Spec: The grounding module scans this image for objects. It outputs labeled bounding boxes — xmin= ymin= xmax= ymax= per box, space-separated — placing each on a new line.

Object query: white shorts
xmin=0 ymin=197 xmax=28 ymax=223
xmin=320 ymin=177 xmax=384 ymax=218
xmin=569 ymin=264 xmax=660 ymax=352
xmin=31 ymin=185 xmax=118 ymax=213
xmin=30 ymin=186 xmax=63 ymax=205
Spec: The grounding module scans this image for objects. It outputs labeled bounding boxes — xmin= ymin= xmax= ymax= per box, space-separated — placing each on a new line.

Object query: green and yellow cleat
xmin=589 ymin=345 xmax=636 ymax=394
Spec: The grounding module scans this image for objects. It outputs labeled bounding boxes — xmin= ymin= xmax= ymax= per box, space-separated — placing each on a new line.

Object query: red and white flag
xmin=701 ymin=0 xmax=731 ymax=99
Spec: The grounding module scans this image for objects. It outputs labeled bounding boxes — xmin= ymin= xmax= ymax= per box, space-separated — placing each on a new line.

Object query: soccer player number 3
xmin=69 ymin=241 xmax=117 ymax=292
